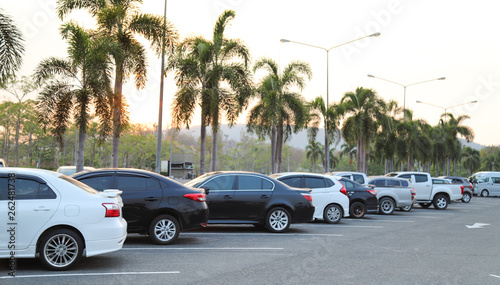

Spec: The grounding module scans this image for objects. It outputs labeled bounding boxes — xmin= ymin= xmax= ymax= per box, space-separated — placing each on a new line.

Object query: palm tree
xmin=307 ymin=96 xmax=342 ymax=172
xmin=0 ymin=10 xmax=24 ymax=84
xmin=397 ymin=111 xmax=432 ymax=171
xmin=34 ymin=23 xmax=112 ymax=172
xmin=306 ymin=140 xmax=323 ymax=173
xmin=247 ymin=58 xmax=311 ymax=173
xmin=340 ymin=143 xmax=356 ymax=172
xmin=374 ymin=99 xmax=403 ymax=173
xmin=57 ymin=0 xmax=178 ymax=167
xmin=340 ymin=87 xmax=383 ymax=173
xmin=461 ymin=146 xmax=480 ymax=176
xmin=170 ymin=10 xmax=251 ymax=173
xmin=440 ymin=113 xmax=474 ymax=175
xmin=328 ymin=148 xmax=340 ymax=170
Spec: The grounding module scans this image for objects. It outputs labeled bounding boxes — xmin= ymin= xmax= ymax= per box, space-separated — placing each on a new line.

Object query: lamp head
xmin=471 ymin=100 xmax=478 ymax=103
xmin=280 ymin=39 xmax=290 ymax=43
xmin=370 ymin=32 xmax=381 ymax=37
xmin=437 ymin=77 xmax=446 ymax=80
xmin=416 ymin=100 xmax=422 ymax=103
xmin=367 ymin=74 xmax=375 ymax=78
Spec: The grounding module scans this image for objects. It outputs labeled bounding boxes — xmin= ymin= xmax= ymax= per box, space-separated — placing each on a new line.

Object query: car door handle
xmin=223 ymin=195 xmax=232 ymax=199
xmin=144 ymin=197 xmax=159 ymax=201
xmin=260 ymin=195 xmax=270 ymax=199
xmin=34 ymin=207 xmax=50 ymax=211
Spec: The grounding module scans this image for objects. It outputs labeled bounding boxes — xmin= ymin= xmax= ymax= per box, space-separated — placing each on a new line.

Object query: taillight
xmin=468 ymin=183 xmax=473 ymax=189
xmin=411 ymin=188 xmax=416 ymax=200
xmin=367 ymin=189 xmax=377 ymax=196
xmin=103 ymin=203 xmax=120 ymax=217
xmin=339 ymin=182 xmax=347 ymax=196
xmin=184 ymin=193 xmax=206 ymax=202
xmin=461 ymin=185 xmax=464 ymax=195
xmin=301 ymin=193 xmax=313 ymax=202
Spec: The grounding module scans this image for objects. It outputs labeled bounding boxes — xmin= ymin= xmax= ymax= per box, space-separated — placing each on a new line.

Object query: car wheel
xmin=461 ymin=192 xmax=472 ymax=203
xmin=266 ymin=207 xmax=291 ymax=233
xmin=323 ymin=204 xmax=342 ymax=224
xmin=379 ymin=197 xmax=395 ymax=215
xmin=433 ymin=194 xmax=449 ymax=210
xmin=419 ymin=203 xmax=431 ymax=208
xmin=149 ymin=215 xmax=180 ymax=245
xmin=481 ymin=190 xmax=489 ymax=197
xmin=38 ymin=229 xmax=84 ymax=271
xmin=400 ymin=205 xmax=412 ymax=212
xmin=349 ymin=202 xmax=366 ymax=218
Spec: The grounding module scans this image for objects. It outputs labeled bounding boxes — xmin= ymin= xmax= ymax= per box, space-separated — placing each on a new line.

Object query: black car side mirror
xmin=201 ymin=186 xmax=210 ymax=195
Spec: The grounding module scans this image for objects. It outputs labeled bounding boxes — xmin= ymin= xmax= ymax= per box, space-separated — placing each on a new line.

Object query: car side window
xmin=325 ymin=178 xmax=334 ymax=188
xmin=238 ymin=175 xmax=273 ymax=190
xmin=353 ymin=174 xmax=365 ymax=184
xmin=117 ymin=176 xmax=150 ymax=191
xmin=304 ymin=177 xmax=326 ymax=189
xmin=484 ymin=177 xmax=489 ymax=182
xmin=401 ymin=180 xmax=409 ymax=187
xmin=12 ymin=178 xmax=56 ymax=200
xmin=387 ymin=179 xmax=400 ymax=186
xmin=202 ymin=175 xmax=235 ymax=190
xmin=79 ymin=175 xmax=113 ymax=191
xmin=399 ymin=174 xmax=411 ymax=179
xmin=280 ymin=177 xmax=301 ymax=188
xmin=493 ymin=177 xmax=500 ymax=184
xmin=415 ymin=174 xmax=428 ymax=183
xmin=146 ymin=178 xmax=161 ymax=190
xmin=342 ymin=180 xmax=354 ymax=190
xmin=371 ymin=179 xmax=385 ymax=186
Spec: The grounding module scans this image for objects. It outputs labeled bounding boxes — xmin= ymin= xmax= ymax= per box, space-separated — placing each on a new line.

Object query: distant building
xmin=163 ymin=153 xmax=194 ymax=178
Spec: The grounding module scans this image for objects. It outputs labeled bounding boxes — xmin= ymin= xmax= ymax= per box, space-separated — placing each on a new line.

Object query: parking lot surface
xmin=2 ymin=197 xmax=500 ymax=284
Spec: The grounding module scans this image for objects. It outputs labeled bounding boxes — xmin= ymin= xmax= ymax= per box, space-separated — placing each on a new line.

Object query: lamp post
xmin=415 ymin=100 xmax=478 ymax=122
xmin=280 ymin=32 xmax=380 ymax=172
xmin=367 ymin=75 xmax=446 ymax=121
xmin=155 ymin=0 xmax=167 ymax=173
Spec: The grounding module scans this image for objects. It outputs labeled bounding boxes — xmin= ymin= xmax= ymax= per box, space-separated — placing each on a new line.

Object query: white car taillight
xmin=103 ymin=203 xmax=120 ymax=217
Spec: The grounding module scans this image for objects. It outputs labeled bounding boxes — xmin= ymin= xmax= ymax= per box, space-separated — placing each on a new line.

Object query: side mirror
xmin=201 ymin=186 xmax=210 ymax=195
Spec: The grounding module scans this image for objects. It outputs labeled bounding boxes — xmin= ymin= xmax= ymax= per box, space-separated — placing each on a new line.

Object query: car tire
xmin=400 ymin=205 xmax=412 ymax=212
xmin=149 ymin=215 xmax=180 ymax=245
xmin=38 ymin=229 xmax=84 ymax=271
xmin=481 ymin=190 xmax=489 ymax=197
xmin=266 ymin=207 xmax=291 ymax=233
xmin=419 ymin=203 xmax=431 ymax=208
xmin=461 ymin=192 xmax=472 ymax=203
xmin=323 ymin=204 xmax=342 ymax=224
xmin=349 ymin=202 xmax=366 ymax=218
xmin=379 ymin=197 xmax=395 ymax=215
xmin=433 ymin=194 xmax=449 ymax=210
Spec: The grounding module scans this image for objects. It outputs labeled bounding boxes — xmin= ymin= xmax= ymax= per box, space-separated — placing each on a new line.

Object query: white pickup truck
xmin=385 ymin=172 xmax=463 ymax=210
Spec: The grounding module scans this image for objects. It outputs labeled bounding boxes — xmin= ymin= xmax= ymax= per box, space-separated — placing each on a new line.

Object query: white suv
xmin=270 ymin=173 xmax=350 ymax=223
xmin=0 ymin=168 xmax=127 ymax=271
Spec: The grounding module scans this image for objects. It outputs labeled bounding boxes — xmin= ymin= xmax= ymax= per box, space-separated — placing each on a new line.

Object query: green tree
xmin=440 ymin=113 xmax=474 ymax=175
xmin=0 ymin=10 xmax=24 ymax=84
xmin=397 ymin=111 xmax=432 ymax=171
xmin=248 ymin=58 xmax=311 ymax=173
xmin=57 ymin=0 xmax=178 ymax=167
xmin=461 ymin=146 xmax=480 ymax=176
xmin=306 ymin=140 xmax=323 ymax=173
xmin=340 ymin=143 xmax=357 ymax=172
xmin=34 ymin=23 xmax=112 ymax=172
xmin=307 ymin=96 xmax=342 ymax=172
xmin=340 ymin=87 xmax=383 ymax=173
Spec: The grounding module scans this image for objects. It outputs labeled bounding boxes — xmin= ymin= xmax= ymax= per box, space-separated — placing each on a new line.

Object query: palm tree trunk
xmin=200 ymin=118 xmax=206 ymax=175
xmin=356 ymin=140 xmax=361 ymax=172
xmin=112 ymin=65 xmax=124 ymax=168
xmin=77 ymin=124 xmax=86 ymax=173
xmin=271 ymin=125 xmax=277 ymax=174
xmin=276 ymin=124 xmax=284 ymax=173
xmin=211 ymin=128 xmax=218 ymax=171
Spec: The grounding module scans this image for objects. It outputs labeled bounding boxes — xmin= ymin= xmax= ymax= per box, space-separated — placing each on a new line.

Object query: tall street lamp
xmin=156 ymin=0 xmax=167 ymax=173
xmin=281 ymin=32 xmax=380 ymax=173
xmin=367 ymin=74 xmax=446 ymax=121
xmin=415 ymin=100 xmax=478 ymax=122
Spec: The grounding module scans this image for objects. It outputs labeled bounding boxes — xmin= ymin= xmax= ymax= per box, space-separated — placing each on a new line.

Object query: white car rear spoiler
xmin=99 ymin=189 xmax=123 ymax=198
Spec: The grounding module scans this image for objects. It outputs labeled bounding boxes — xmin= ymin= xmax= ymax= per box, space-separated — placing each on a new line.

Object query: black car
xmin=73 ymin=168 xmax=209 ymax=245
xmin=338 ymin=177 xmax=379 ymax=218
xmin=438 ymin=176 xmax=473 ymax=203
xmin=184 ymin=171 xmax=315 ymax=233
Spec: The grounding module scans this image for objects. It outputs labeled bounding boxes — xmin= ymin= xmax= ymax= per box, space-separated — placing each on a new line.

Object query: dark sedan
xmin=73 ymin=168 xmax=209 ymax=245
xmin=337 ymin=177 xmax=379 ymax=218
xmin=185 ymin=171 xmax=315 ymax=233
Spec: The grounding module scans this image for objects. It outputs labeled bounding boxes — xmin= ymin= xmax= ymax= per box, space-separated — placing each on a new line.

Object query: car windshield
xmin=59 ymin=175 xmax=99 ymax=194
xmin=184 ymin=172 xmax=218 ymax=188
xmin=385 ymin=173 xmax=398 ymax=177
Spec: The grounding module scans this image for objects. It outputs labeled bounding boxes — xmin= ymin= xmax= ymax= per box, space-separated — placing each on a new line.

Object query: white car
xmin=270 ymin=173 xmax=350 ymax=224
xmin=0 ymin=168 xmax=127 ymax=271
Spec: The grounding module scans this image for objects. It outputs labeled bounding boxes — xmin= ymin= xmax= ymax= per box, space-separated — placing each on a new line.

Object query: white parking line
xmin=490 ymin=274 xmax=500 ymax=279
xmin=0 ymin=271 xmax=180 ymax=279
xmin=181 ymin=233 xmax=342 ymax=237
xmin=122 ymin=247 xmax=284 ymax=250
xmin=335 ymin=225 xmax=383 ymax=228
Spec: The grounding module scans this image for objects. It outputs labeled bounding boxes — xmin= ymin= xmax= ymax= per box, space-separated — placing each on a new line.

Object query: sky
xmin=2 ymin=0 xmax=500 ymax=146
